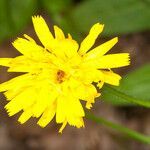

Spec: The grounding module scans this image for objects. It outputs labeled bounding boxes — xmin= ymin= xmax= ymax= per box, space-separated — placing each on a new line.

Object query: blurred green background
xmin=0 ymin=0 xmax=150 ymax=150
xmin=0 ymin=0 xmax=150 ymax=41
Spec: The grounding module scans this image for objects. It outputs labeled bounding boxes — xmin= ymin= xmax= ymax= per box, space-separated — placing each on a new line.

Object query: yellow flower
xmin=0 ymin=16 xmax=130 ymax=133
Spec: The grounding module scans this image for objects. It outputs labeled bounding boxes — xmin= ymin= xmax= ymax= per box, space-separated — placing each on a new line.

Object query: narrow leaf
xmin=101 ymin=64 xmax=150 ymax=106
xmin=102 ymin=85 xmax=150 ymax=108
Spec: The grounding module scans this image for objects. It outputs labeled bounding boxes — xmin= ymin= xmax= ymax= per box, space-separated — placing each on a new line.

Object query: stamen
xmin=57 ymin=70 xmax=65 ymax=83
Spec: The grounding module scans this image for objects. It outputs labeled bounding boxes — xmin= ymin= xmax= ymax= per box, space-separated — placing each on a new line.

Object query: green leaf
xmin=53 ymin=0 xmax=150 ymax=37
xmin=86 ymin=112 xmax=150 ymax=144
xmin=0 ymin=0 xmax=37 ymax=42
xmin=101 ymin=64 xmax=150 ymax=106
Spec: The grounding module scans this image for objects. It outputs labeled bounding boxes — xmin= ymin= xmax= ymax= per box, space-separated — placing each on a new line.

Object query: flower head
xmin=0 ymin=16 xmax=130 ymax=132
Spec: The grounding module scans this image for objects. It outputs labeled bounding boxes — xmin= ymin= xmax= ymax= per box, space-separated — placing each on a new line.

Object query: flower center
xmin=57 ymin=70 xmax=65 ymax=83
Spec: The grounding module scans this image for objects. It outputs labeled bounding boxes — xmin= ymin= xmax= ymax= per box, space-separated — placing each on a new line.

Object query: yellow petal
xmin=68 ymin=33 xmax=72 ymax=39
xmin=78 ymin=23 xmax=104 ymax=55
xmin=59 ymin=120 xmax=67 ymax=133
xmin=82 ymin=53 xmax=130 ymax=69
xmin=84 ymin=37 xmax=118 ymax=60
xmin=54 ymin=25 xmax=65 ymax=40
xmin=56 ymin=93 xmax=85 ymax=124
xmin=7 ymin=55 xmax=55 ymax=73
xmin=102 ymin=71 xmax=121 ymax=86
xmin=5 ymin=99 xmax=22 ymax=116
xmin=67 ymin=116 xmax=84 ymax=128
xmin=59 ymin=118 xmax=84 ymax=133
xmin=4 ymin=88 xmax=24 ymax=101
xmin=51 ymin=39 xmax=79 ymax=59
xmin=61 ymin=39 xmax=79 ymax=58
xmin=58 ymin=95 xmax=85 ymax=132
xmin=75 ymin=68 xmax=103 ymax=84
xmin=67 ymin=54 xmax=82 ymax=67
xmin=97 ymin=81 xmax=104 ymax=89
xmin=32 ymin=87 xmax=58 ymax=118
xmin=67 ymin=96 xmax=85 ymax=117
xmin=38 ymin=104 xmax=56 ymax=127
xmin=23 ymin=34 xmax=36 ymax=43
xmin=75 ymin=84 xmax=97 ymax=100
xmin=75 ymin=84 xmax=99 ymax=109
xmin=56 ymin=96 xmax=66 ymax=123
xmin=0 ymin=74 xmax=33 ymax=92
xmin=0 ymin=58 xmax=12 ymax=67
xmin=32 ymin=16 xmax=54 ymax=49
xmin=18 ymin=108 xmax=32 ymax=124
xmin=5 ymin=87 xmax=36 ymax=116
xmin=97 ymin=53 xmax=130 ymax=68
xmin=8 ymin=65 xmax=36 ymax=73
xmin=12 ymin=37 xmax=49 ymax=60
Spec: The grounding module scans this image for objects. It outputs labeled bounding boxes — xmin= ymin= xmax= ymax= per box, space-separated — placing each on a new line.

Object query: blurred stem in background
xmin=86 ymin=112 xmax=150 ymax=144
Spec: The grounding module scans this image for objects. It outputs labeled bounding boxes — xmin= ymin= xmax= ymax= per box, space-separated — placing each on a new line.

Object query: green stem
xmin=86 ymin=112 xmax=150 ymax=144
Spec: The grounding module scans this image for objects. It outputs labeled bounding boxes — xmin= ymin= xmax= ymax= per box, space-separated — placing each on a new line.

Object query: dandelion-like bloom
xmin=0 ymin=16 xmax=130 ymax=132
